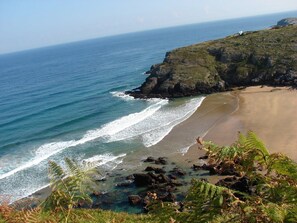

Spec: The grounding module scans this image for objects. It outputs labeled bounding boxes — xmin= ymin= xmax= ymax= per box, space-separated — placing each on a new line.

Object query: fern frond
xmin=188 ymin=180 xmax=229 ymax=207
xmin=217 ymin=146 xmax=242 ymax=162
xmin=65 ymin=158 xmax=79 ymax=176
xmin=43 ymin=157 xmax=99 ymax=216
xmin=263 ymin=203 xmax=287 ymax=223
xmin=48 ymin=161 xmax=65 ymax=182
xmin=268 ymin=153 xmax=297 ymax=179
xmin=15 ymin=208 xmax=41 ymax=223
xmin=245 ymin=131 xmax=269 ymax=157
xmin=238 ymin=132 xmax=247 ymax=145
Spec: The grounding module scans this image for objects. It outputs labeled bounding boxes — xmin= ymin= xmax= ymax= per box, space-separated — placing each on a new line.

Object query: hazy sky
xmin=0 ymin=0 xmax=296 ymax=54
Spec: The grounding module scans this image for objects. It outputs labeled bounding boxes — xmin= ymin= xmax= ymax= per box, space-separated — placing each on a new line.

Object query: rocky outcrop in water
xmin=127 ymin=20 xmax=297 ymax=98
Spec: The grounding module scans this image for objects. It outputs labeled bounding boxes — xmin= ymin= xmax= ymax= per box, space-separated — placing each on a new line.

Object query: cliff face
xmin=127 ymin=24 xmax=297 ymax=98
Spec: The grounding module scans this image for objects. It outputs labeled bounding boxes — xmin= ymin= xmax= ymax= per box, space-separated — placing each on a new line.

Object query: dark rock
xmin=169 ymin=180 xmax=183 ymax=187
xmin=159 ymin=192 xmax=176 ymax=202
xmin=170 ymin=167 xmax=186 ymax=176
xmin=126 ymin=175 xmax=135 ymax=180
xmin=144 ymin=166 xmax=166 ymax=174
xmin=143 ymin=195 xmax=151 ymax=207
xmin=144 ymin=166 xmax=156 ymax=171
xmin=155 ymin=157 xmax=167 ymax=165
xmin=216 ymin=176 xmax=256 ymax=195
xmin=143 ymin=156 xmax=155 ymax=162
xmin=155 ymin=168 xmax=166 ymax=174
xmin=168 ymin=174 xmax=177 ymax=180
xmin=213 ymin=162 xmax=241 ymax=176
xmin=192 ymin=164 xmax=202 ymax=170
xmin=155 ymin=173 xmax=170 ymax=184
xmin=192 ymin=163 xmax=217 ymax=174
xmin=199 ymin=155 xmax=208 ymax=159
xmin=128 ymin=195 xmax=142 ymax=205
xmin=133 ymin=173 xmax=154 ymax=187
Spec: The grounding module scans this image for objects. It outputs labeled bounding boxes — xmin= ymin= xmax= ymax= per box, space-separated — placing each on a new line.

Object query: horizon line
xmin=1 ymin=10 xmax=296 ymax=56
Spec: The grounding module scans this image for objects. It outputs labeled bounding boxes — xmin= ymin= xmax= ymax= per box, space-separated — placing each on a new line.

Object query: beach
xmin=166 ymin=86 xmax=297 ymax=164
xmin=105 ymin=85 xmax=297 ymax=185
xmin=26 ymin=85 xmax=297 ymax=208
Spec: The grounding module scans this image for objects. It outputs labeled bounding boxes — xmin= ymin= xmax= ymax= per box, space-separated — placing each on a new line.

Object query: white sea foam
xmin=7 ymin=153 xmax=125 ymax=203
xmin=84 ymin=153 xmax=126 ymax=170
xmin=111 ymin=91 xmax=165 ymax=103
xmin=0 ymin=100 xmax=166 ymax=180
xmin=179 ymin=145 xmax=192 ymax=155
xmin=84 ymin=153 xmax=126 ymax=166
xmin=83 ymin=99 xmax=167 ymax=141
xmin=111 ymin=91 xmax=135 ymax=101
xmin=107 ymin=97 xmax=205 ymax=147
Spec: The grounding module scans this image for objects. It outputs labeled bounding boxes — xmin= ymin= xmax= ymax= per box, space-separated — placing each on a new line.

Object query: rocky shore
xmin=127 ymin=19 xmax=297 ymax=98
xmin=90 ymin=154 xmax=224 ymax=212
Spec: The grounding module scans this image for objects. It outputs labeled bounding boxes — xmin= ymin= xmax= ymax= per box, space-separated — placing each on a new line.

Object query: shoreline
xmin=22 ymin=86 xmax=297 ymax=209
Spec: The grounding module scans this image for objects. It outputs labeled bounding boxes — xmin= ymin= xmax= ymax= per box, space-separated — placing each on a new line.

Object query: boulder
xmin=170 ymin=167 xmax=186 ymax=176
xmin=143 ymin=156 xmax=155 ymax=162
xmin=133 ymin=173 xmax=154 ymax=187
xmin=159 ymin=192 xmax=176 ymax=202
xmin=155 ymin=157 xmax=167 ymax=165
xmin=128 ymin=195 xmax=142 ymax=205
xmin=144 ymin=166 xmax=166 ymax=174
xmin=216 ymin=176 xmax=256 ymax=195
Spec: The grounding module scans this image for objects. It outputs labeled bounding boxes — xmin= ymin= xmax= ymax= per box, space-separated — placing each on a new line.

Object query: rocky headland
xmin=127 ymin=20 xmax=297 ymax=98
xmin=276 ymin=17 xmax=297 ymax=26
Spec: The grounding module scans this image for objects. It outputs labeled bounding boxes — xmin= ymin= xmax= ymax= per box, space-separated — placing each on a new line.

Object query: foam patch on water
xmin=0 ymin=100 xmax=167 ymax=180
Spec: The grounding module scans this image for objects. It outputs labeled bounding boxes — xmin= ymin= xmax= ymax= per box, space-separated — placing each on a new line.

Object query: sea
xmin=0 ymin=11 xmax=296 ymax=202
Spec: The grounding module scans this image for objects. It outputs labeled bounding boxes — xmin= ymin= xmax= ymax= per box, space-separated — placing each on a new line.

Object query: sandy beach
xmin=168 ymin=86 xmax=297 ymax=163
xmin=205 ymin=86 xmax=297 ymax=161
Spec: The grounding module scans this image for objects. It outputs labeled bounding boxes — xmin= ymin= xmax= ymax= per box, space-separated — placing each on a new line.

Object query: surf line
xmin=0 ymin=100 xmax=167 ymax=180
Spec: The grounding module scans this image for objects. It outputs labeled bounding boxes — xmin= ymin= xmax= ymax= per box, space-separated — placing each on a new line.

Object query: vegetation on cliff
xmin=128 ymin=23 xmax=297 ymax=98
xmin=1 ymin=131 xmax=297 ymax=222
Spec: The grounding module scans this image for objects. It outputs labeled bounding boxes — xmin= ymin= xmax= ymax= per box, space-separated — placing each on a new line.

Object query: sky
xmin=0 ymin=0 xmax=297 ymax=54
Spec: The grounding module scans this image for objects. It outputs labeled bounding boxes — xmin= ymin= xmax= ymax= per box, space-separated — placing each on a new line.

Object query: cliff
xmin=127 ymin=21 xmax=297 ymax=98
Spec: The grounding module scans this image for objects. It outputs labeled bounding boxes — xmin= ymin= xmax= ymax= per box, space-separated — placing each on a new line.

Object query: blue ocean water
xmin=0 ymin=11 xmax=296 ymax=201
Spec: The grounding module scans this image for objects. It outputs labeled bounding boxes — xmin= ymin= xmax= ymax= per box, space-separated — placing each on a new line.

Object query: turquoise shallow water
xmin=0 ymin=11 xmax=296 ymax=202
